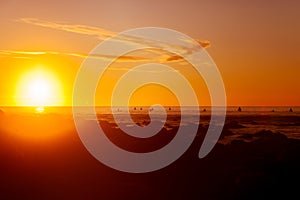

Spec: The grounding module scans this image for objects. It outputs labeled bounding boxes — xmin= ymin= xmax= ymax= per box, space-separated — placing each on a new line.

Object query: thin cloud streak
xmin=18 ymin=18 xmax=210 ymax=61
xmin=3 ymin=18 xmax=212 ymax=64
xmin=0 ymin=49 xmax=150 ymax=62
xmin=18 ymin=18 xmax=115 ymax=40
xmin=0 ymin=49 xmax=178 ymax=73
xmin=0 ymin=49 xmax=171 ymax=62
xmin=19 ymin=18 xmax=210 ymax=48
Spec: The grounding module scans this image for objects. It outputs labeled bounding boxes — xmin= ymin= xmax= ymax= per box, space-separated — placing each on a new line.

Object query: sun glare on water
xmin=15 ymin=68 xmax=64 ymax=107
xmin=35 ymin=106 xmax=45 ymax=113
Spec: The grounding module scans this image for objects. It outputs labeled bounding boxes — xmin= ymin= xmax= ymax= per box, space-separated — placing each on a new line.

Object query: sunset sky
xmin=0 ymin=0 xmax=299 ymax=106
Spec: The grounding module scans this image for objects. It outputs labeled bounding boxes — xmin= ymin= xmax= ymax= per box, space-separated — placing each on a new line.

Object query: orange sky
xmin=0 ymin=0 xmax=299 ymax=106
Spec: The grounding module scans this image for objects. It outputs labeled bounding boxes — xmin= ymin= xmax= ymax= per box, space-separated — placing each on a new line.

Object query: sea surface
xmin=1 ymin=106 xmax=299 ymax=140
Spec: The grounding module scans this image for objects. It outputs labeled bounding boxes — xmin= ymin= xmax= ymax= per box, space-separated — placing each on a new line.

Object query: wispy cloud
xmin=0 ymin=50 xmax=47 ymax=55
xmin=0 ymin=49 xmax=183 ymax=64
xmin=18 ymin=18 xmax=115 ymax=40
xmin=0 ymin=49 xmax=150 ymax=62
xmin=4 ymin=18 xmax=211 ymax=64
xmin=0 ymin=49 xmax=179 ymax=73
xmin=19 ymin=18 xmax=210 ymax=48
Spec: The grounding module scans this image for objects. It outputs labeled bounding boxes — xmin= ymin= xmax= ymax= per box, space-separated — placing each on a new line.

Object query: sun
xmin=15 ymin=68 xmax=64 ymax=106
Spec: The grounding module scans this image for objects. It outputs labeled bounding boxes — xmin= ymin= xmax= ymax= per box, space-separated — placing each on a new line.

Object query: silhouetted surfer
xmin=140 ymin=107 xmax=143 ymax=110
xmin=134 ymin=107 xmax=137 ymax=110
xmin=289 ymin=107 xmax=293 ymax=112
xmin=169 ymin=107 xmax=171 ymax=111
xmin=203 ymin=108 xmax=207 ymax=112
xmin=238 ymin=107 xmax=242 ymax=112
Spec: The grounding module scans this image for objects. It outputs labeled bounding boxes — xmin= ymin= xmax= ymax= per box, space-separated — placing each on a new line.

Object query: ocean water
xmin=1 ymin=106 xmax=300 ymax=140
xmin=1 ymin=106 xmax=299 ymax=115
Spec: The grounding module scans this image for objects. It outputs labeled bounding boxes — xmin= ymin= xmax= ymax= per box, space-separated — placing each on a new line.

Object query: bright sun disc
xmin=15 ymin=69 xmax=64 ymax=106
